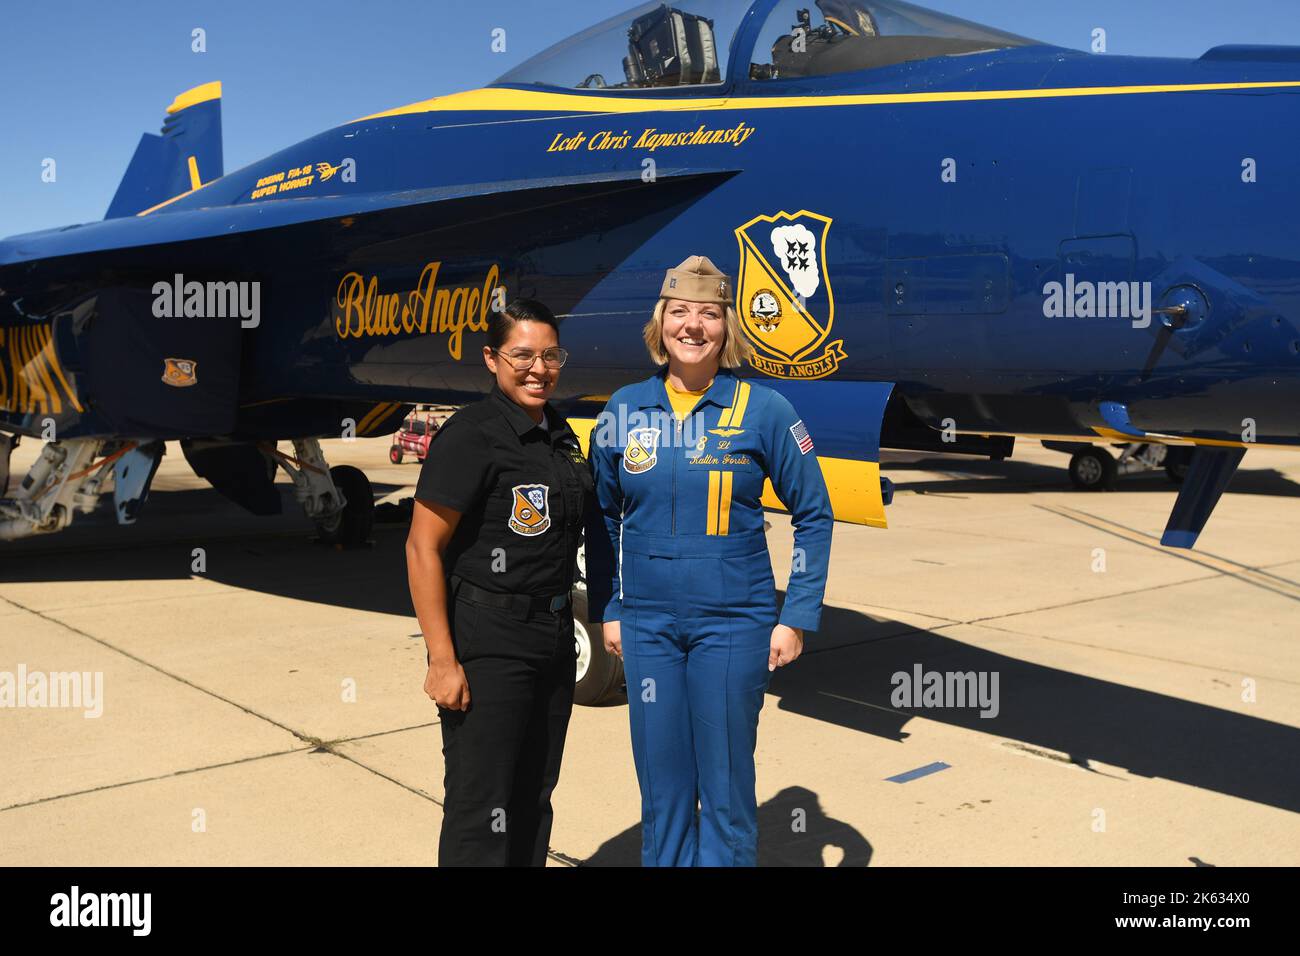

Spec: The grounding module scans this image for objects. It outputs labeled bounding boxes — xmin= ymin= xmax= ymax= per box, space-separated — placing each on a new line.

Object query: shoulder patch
xmin=789 ymin=419 xmax=814 ymax=455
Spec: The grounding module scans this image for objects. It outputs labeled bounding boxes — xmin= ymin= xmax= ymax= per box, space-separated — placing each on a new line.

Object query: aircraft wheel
xmin=389 ymin=445 xmax=403 ymax=465
xmin=571 ymin=589 xmax=624 ymax=706
xmin=1069 ymin=448 xmax=1117 ymax=491
xmin=321 ymin=465 xmax=374 ymax=548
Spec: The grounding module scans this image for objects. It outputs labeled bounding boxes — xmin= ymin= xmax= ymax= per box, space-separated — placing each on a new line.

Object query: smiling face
xmin=483 ymin=319 xmax=559 ymax=419
xmin=661 ymin=298 xmax=725 ymax=376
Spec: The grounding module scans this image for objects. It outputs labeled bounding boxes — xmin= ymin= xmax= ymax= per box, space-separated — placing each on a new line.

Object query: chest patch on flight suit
xmin=508 ymin=483 xmax=551 ymax=536
xmin=623 ymin=428 xmax=660 ymax=474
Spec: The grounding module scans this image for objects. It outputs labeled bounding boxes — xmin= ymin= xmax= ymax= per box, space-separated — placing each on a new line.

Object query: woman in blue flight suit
xmin=585 ymin=255 xmax=834 ymax=867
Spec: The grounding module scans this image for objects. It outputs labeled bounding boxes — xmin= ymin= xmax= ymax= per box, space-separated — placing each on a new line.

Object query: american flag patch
xmin=789 ymin=419 xmax=814 ymax=455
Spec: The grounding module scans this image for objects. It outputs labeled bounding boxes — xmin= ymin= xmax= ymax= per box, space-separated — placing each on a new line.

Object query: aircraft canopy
xmin=493 ymin=0 xmax=1038 ymax=90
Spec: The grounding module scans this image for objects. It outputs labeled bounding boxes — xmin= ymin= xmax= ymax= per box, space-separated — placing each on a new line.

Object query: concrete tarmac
xmin=2 ymin=436 xmax=1297 ymax=866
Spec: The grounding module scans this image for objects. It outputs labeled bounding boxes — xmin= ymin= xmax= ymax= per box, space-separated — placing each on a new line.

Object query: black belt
xmin=450 ymin=576 xmax=571 ymax=619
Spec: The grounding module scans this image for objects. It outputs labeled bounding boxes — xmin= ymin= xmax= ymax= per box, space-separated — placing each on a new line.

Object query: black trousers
xmin=437 ymin=591 xmax=577 ymax=866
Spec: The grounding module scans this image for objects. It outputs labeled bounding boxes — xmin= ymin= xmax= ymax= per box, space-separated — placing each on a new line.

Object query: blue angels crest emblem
xmin=509 ymin=483 xmax=551 ymax=536
xmin=734 ymin=209 xmax=846 ymax=379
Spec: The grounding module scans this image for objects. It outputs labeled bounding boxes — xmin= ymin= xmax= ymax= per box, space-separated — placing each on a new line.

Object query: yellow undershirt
xmin=664 ymin=377 xmax=712 ymax=421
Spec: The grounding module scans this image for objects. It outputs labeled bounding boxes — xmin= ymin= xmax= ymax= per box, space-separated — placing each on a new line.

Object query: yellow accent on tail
xmin=167 ymin=81 xmax=222 ymax=115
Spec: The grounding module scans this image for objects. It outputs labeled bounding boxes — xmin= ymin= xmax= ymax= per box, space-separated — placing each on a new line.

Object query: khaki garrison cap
xmin=660 ymin=255 xmax=734 ymax=305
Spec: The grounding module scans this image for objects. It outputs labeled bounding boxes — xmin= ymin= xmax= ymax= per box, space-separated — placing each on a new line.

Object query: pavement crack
xmin=964 ymin=572 xmax=1223 ymax=627
xmin=1035 ymin=504 xmax=1300 ymax=602
xmin=0 ymin=595 xmax=322 ymax=746
xmin=310 ymin=742 xmax=444 ymax=809
xmin=322 ymin=721 xmax=440 ymax=747
xmin=972 ymin=620 xmax=1300 ymax=687
xmin=0 ymin=746 xmax=312 ymax=812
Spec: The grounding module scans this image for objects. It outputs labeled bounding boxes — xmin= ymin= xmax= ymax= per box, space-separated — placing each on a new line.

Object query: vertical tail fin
xmin=104 ymin=81 xmax=224 ymax=219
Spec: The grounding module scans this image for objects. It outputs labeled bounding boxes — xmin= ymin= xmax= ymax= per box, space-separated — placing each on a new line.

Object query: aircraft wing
xmin=1 ymin=168 xmax=739 ymax=268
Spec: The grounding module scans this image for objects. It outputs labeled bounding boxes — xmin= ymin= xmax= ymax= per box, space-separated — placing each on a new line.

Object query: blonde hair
xmin=642 ymin=298 xmax=753 ymax=368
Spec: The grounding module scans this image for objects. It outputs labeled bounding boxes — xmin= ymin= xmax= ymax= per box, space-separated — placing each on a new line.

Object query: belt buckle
xmin=548 ymin=594 xmax=568 ymax=613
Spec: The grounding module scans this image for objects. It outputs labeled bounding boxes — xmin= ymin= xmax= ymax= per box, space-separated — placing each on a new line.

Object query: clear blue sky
xmin=2 ymin=0 xmax=1297 ymax=237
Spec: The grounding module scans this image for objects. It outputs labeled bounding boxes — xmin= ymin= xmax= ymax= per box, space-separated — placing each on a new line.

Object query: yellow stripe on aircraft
xmin=353 ymin=80 xmax=1300 ymax=123
xmin=357 ymin=401 xmax=399 ymax=435
xmin=0 ymin=322 xmax=83 ymax=417
xmin=167 ymin=81 xmax=222 ymax=115
xmin=135 ymin=185 xmax=208 ymax=217
xmin=39 ymin=325 xmax=83 ymax=413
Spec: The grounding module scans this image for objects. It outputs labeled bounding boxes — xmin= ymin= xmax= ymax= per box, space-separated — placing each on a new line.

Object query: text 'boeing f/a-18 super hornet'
xmin=2 ymin=0 xmax=1298 ymax=550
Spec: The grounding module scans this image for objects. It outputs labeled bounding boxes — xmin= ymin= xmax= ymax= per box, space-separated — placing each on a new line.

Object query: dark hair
xmin=487 ymin=298 xmax=560 ymax=351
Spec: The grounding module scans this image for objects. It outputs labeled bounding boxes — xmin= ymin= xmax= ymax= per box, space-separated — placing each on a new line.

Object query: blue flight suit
xmin=585 ymin=367 xmax=833 ymax=866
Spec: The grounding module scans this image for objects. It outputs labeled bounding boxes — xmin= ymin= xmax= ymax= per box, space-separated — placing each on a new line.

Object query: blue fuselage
xmin=2 ymin=31 xmax=1298 ymax=449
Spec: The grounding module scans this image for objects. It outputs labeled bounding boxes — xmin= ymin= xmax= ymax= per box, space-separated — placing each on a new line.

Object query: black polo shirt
xmin=414 ymin=385 xmax=593 ymax=598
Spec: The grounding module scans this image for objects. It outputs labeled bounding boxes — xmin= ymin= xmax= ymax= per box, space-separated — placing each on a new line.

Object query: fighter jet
xmin=2 ymin=0 xmax=1298 ymax=550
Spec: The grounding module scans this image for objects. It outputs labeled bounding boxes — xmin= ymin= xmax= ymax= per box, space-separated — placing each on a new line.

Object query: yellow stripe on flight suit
xmin=706 ymin=470 xmax=721 ymax=535
xmin=706 ymin=381 xmax=749 ymax=533
xmin=717 ymin=470 xmax=733 ymax=535
xmin=705 ymin=469 xmax=735 ymax=535
xmin=716 ymin=380 xmax=751 ymax=429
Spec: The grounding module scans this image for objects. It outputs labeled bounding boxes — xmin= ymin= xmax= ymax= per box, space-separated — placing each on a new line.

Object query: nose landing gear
xmin=262 ymin=438 xmax=374 ymax=548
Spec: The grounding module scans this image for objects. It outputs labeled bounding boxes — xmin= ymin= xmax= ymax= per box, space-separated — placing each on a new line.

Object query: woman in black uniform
xmin=406 ymin=298 xmax=592 ymax=867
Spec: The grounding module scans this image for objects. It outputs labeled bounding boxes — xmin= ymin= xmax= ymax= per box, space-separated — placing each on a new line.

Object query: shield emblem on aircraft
xmin=508 ymin=483 xmax=551 ymax=536
xmin=623 ymin=427 xmax=660 ymax=474
xmin=734 ymin=210 xmax=846 ymax=379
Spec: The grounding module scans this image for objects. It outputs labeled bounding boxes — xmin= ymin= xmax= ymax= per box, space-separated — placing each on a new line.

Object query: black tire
xmin=389 ymin=445 xmax=403 ymax=465
xmin=1068 ymin=448 xmax=1117 ymax=491
xmin=320 ymin=464 xmax=374 ymax=548
xmin=571 ymin=589 xmax=624 ymax=706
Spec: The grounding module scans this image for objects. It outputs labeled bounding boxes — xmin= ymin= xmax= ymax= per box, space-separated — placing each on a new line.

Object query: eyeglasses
xmin=494 ymin=347 xmax=569 ymax=370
